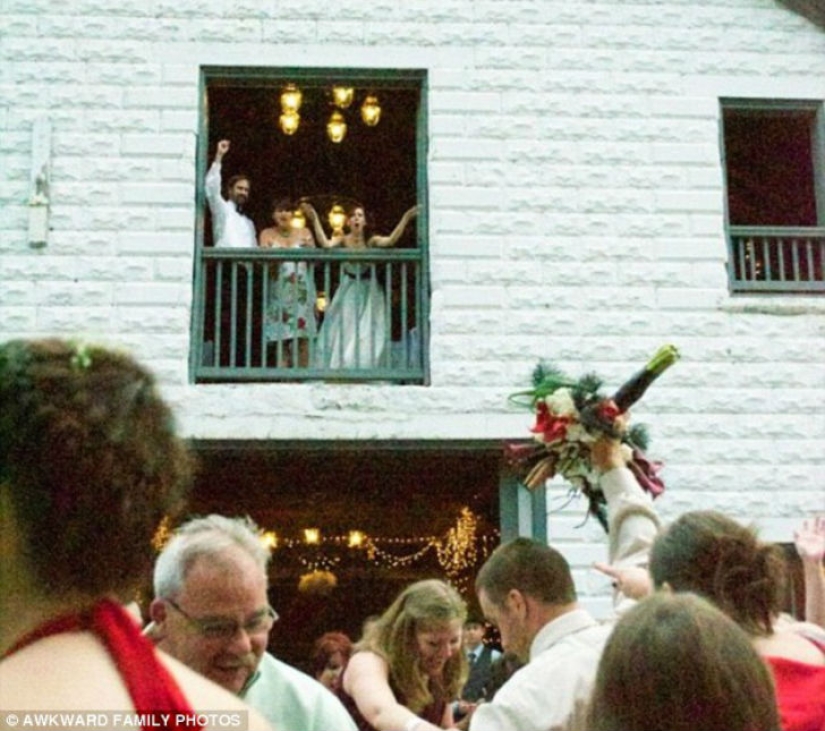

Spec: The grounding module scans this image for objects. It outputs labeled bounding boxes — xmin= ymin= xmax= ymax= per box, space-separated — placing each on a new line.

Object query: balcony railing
xmin=192 ymin=248 xmax=426 ymax=383
xmin=727 ymin=226 xmax=825 ymax=293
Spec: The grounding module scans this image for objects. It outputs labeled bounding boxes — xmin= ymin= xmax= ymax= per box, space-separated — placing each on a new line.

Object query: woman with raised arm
xmin=302 ymin=202 xmax=418 ymax=369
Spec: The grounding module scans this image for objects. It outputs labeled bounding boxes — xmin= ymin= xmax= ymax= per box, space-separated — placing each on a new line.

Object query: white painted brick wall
xmin=1 ymin=0 xmax=824 ymax=603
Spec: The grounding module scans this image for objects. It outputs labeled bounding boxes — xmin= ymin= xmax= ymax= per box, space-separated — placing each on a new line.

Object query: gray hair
xmin=153 ymin=514 xmax=271 ymax=599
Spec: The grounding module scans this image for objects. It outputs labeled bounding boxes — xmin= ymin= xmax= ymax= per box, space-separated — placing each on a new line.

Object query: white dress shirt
xmin=204 ymin=161 xmax=257 ymax=248
xmin=469 ymin=467 xmax=659 ymax=731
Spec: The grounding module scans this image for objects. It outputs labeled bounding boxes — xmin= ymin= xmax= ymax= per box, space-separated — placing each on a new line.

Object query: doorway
xmin=188 ymin=440 xmax=503 ymax=673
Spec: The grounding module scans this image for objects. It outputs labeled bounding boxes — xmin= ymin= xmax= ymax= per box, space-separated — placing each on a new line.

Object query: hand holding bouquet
xmin=506 ymin=345 xmax=679 ymax=531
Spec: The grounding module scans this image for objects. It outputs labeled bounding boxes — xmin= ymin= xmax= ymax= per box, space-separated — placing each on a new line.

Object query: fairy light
xmin=436 ymin=507 xmax=479 ymax=579
xmin=247 ymin=509 xmax=498 ymax=582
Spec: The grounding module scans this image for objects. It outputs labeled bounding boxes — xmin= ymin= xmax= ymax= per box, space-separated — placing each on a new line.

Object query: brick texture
xmin=1 ymin=0 xmax=823 ymax=610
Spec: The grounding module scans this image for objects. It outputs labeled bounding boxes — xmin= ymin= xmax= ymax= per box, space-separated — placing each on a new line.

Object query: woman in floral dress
xmin=259 ymin=198 xmax=317 ymax=368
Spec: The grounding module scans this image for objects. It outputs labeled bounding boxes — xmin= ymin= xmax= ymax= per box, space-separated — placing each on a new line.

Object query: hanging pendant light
xmin=280 ymin=83 xmax=303 ymax=113
xmin=327 ymin=110 xmax=347 ymax=143
xmin=328 ymin=204 xmax=346 ymax=234
xmin=361 ymin=94 xmax=381 ymax=126
xmin=332 ymin=86 xmax=355 ymax=109
xmin=279 ymin=110 xmax=300 ymax=135
xmin=291 ymin=208 xmax=306 ymax=229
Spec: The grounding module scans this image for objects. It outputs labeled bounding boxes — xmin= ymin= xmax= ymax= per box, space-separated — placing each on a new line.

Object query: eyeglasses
xmin=166 ymin=599 xmax=278 ymax=641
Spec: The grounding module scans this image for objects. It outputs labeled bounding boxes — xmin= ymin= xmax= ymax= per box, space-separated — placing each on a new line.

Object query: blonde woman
xmin=339 ymin=579 xmax=466 ymax=731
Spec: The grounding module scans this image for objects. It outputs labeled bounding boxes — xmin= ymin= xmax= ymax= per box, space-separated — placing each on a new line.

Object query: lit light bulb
xmin=261 ymin=531 xmax=279 ymax=550
xmin=332 ymin=86 xmax=354 ymax=109
xmin=348 ymin=530 xmax=366 ymax=548
xmin=280 ymin=83 xmax=302 ymax=113
xmin=328 ymin=204 xmax=346 ymax=234
xmin=279 ymin=110 xmax=300 ymax=135
xmin=361 ymin=94 xmax=381 ymax=126
xmin=327 ymin=111 xmax=347 ymax=143
xmin=304 ymin=527 xmax=321 ymax=544
xmin=291 ymin=209 xmax=306 ymax=229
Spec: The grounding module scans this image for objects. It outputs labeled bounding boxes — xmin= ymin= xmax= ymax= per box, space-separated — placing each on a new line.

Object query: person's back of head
xmin=649 ymin=510 xmax=785 ymax=635
xmin=0 ymin=338 xmax=193 ymax=601
xmin=475 ymin=537 xmax=577 ymax=608
xmin=586 ymin=592 xmax=780 ymax=731
xmin=154 ymin=514 xmax=271 ymax=599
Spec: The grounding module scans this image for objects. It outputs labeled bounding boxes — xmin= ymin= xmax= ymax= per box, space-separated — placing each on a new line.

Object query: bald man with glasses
xmin=149 ymin=515 xmax=357 ymax=731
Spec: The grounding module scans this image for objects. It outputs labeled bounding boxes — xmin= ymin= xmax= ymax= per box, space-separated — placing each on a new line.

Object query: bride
xmin=302 ymin=202 xmax=418 ymax=370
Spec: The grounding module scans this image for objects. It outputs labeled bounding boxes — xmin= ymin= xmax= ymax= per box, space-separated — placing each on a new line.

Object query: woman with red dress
xmin=0 ymin=338 xmax=270 ymax=731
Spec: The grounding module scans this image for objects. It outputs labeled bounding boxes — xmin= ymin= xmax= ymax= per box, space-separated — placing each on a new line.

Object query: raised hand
xmin=215 ymin=139 xmax=230 ymax=161
xmin=794 ymin=516 xmax=825 ymax=564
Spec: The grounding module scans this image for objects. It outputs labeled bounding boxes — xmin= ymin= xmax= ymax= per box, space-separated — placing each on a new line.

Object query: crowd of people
xmin=1 ymin=336 xmax=823 ymax=731
xmin=205 ymin=139 xmax=418 ymax=370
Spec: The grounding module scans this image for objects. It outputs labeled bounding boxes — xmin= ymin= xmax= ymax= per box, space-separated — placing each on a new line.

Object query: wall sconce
xmin=332 ymin=86 xmax=354 ymax=109
xmin=328 ymin=204 xmax=346 ymax=234
xmin=361 ymin=94 xmax=381 ymax=126
xmin=280 ymin=83 xmax=302 ymax=113
xmin=279 ymin=110 xmax=300 ymax=135
xmin=304 ymin=528 xmax=321 ymax=545
xmin=327 ymin=111 xmax=347 ymax=143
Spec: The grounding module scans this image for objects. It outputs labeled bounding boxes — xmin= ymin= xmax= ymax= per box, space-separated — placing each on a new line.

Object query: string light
xmin=153 ymin=509 xmax=499 ymax=593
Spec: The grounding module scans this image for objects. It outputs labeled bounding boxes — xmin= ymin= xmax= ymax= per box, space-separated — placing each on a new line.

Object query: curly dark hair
xmin=0 ymin=338 xmax=194 ymax=599
xmin=649 ymin=510 xmax=785 ymax=635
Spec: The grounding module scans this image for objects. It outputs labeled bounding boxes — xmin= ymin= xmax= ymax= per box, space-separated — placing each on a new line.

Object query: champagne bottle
xmin=612 ymin=344 xmax=680 ymax=413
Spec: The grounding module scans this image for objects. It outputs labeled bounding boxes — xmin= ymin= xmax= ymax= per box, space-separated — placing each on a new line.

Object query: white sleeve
xmin=600 ymin=466 xmax=661 ymax=569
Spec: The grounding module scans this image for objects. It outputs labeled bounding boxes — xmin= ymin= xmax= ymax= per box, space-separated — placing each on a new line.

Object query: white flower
xmin=545 ymin=388 xmax=579 ymax=418
xmin=566 ymin=423 xmax=597 ymax=445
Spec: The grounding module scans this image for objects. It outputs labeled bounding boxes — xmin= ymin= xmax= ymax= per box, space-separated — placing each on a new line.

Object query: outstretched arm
xmin=369 ymin=205 xmax=419 ymax=248
xmin=300 ymin=202 xmax=338 ymax=249
xmin=591 ymin=432 xmax=660 ymax=614
xmin=342 ymin=651 xmax=448 ymax=731
xmin=795 ymin=516 xmax=825 ymax=629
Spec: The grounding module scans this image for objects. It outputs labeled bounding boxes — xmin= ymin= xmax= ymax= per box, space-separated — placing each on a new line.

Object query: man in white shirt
xmin=469 ymin=439 xmax=660 ymax=731
xmin=205 ymin=139 xmax=257 ymax=248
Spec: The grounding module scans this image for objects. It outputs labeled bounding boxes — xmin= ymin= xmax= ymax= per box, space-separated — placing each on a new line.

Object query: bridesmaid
xmin=259 ymin=197 xmax=317 ymax=368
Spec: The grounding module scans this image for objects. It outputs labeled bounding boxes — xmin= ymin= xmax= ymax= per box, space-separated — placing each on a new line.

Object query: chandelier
xmin=277 ymin=83 xmax=382 ymax=141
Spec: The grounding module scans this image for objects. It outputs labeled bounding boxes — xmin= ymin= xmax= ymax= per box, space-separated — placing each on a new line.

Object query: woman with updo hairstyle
xmin=649 ymin=510 xmax=825 ymax=731
xmin=586 ymin=591 xmax=780 ymax=731
xmin=0 ymin=338 xmax=268 ymax=730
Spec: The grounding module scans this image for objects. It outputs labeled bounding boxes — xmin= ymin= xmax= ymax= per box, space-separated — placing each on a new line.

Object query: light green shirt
xmin=241 ymin=652 xmax=357 ymax=731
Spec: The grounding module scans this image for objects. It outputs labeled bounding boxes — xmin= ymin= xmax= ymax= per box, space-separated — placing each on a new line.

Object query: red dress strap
xmin=4 ymin=599 xmax=203 ymax=731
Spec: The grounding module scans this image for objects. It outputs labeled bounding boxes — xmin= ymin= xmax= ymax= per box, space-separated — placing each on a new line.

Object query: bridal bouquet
xmin=506 ymin=345 xmax=679 ymax=531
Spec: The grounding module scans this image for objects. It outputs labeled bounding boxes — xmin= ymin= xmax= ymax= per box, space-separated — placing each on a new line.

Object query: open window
xmin=721 ymin=99 xmax=825 ymax=293
xmin=191 ymin=68 xmax=429 ymax=383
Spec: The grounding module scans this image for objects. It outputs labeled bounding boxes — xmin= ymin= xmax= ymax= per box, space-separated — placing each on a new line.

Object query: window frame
xmin=719 ymin=97 xmax=825 ymax=294
xmin=190 ymin=66 xmax=430 ymax=383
